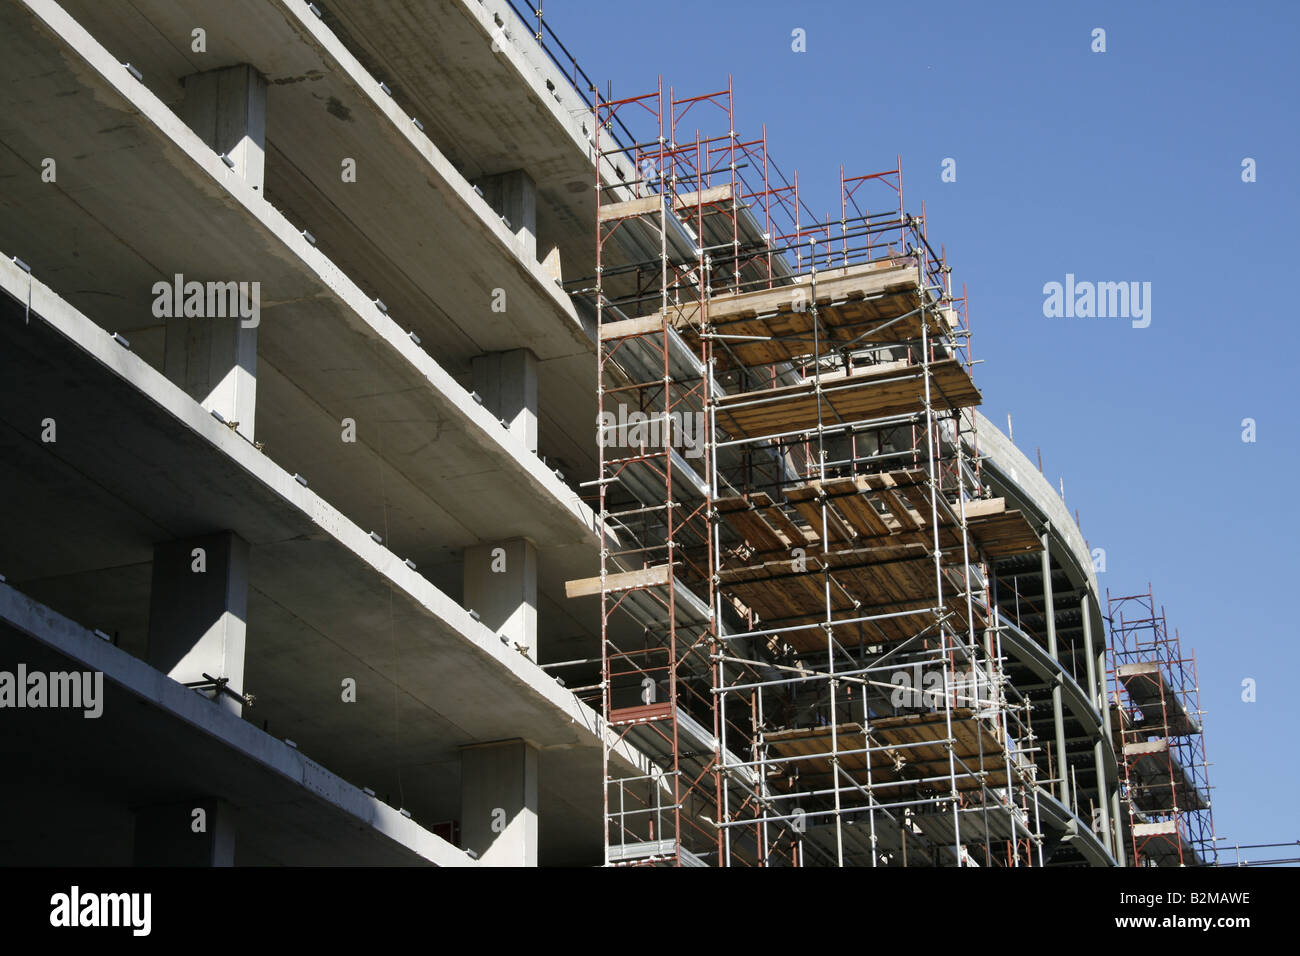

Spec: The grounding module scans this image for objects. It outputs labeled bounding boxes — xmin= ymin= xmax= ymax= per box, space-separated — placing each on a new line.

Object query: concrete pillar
xmin=166 ymin=64 xmax=267 ymax=441
xmin=540 ymin=244 xmax=563 ymax=284
xmin=181 ymin=64 xmax=267 ymax=190
xmin=1098 ymin=647 xmax=1114 ymax=740
xmin=1039 ymin=527 xmax=1070 ymax=809
xmin=1080 ymin=591 xmax=1114 ymax=857
xmin=1093 ymin=616 xmax=1126 ymax=865
xmin=163 ymin=302 xmax=259 ymax=441
xmin=477 ymin=169 xmax=537 ymax=262
xmin=133 ymin=799 xmax=236 ymax=866
xmin=460 ymin=739 xmax=538 ymax=866
xmin=147 ymin=532 xmax=250 ymax=716
xmin=472 ymin=349 xmax=538 ymax=454
xmin=464 ymin=538 xmax=537 ymax=657
xmin=1113 ymin=795 xmax=1128 ymax=866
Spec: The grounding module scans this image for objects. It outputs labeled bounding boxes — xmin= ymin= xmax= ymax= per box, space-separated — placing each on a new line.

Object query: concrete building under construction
xmin=0 ymin=0 xmax=1214 ymax=866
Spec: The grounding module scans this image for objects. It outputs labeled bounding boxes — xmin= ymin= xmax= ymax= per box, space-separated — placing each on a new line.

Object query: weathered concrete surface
xmin=319 ymin=0 xmax=607 ymax=280
xmin=41 ymin=0 xmax=605 ymax=480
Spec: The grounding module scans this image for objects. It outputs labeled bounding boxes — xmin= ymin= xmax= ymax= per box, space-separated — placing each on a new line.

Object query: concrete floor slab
xmin=0 ymin=256 xmax=648 ymax=865
xmin=43 ymin=0 xmax=604 ymax=479
xmin=0 ymin=0 xmax=610 ymax=655
xmin=0 ymin=580 xmax=473 ymax=866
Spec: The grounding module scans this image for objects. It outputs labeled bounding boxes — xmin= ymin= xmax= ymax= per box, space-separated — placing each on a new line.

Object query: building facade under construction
xmin=0 ymin=0 xmax=1213 ymax=867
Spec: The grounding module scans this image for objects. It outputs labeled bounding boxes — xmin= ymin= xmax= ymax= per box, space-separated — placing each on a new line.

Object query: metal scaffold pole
xmin=1107 ymin=585 xmax=1218 ymax=867
xmin=574 ymin=75 xmax=1049 ymax=866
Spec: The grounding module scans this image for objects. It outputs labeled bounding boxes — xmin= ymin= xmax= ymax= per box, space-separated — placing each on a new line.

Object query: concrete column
xmin=147 ymin=532 xmax=250 ymax=716
xmin=181 ymin=64 xmax=267 ymax=190
xmin=464 ymin=538 xmax=537 ymax=657
xmin=165 ymin=64 xmax=267 ymax=441
xmin=1098 ymin=646 xmax=1114 ymax=737
xmin=1080 ymin=591 xmax=1114 ymax=856
xmin=1039 ymin=527 xmax=1070 ymax=809
xmin=460 ymin=739 xmax=538 ymax=866
xmin=477 ymin=169 xmax=537 ymax=262
xmin=472 ymin=349 xmax=538 ymax=454
xmin=540 ymin=244 xmax=563 ymax=284
xmin=133 ymin=799 xmax=236 ymax=866
xmin=163 ymin=303 xmax=259 ymax=441
xmin=1093 ymin=619 xmax=1125 ymax=865
xmin=1112 ymin=790 xmax=1128 ymax=866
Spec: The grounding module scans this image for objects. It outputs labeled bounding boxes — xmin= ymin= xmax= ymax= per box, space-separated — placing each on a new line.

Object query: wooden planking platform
xmin=600 ymin=312 xmax=672 ymax=341
xmin=601 ymin=261 xmax=956 ymax=363
xmin=710 ymin=469 xmax=1039 ymax=643
xmin=765 ymin=710 xmax=1009 ymax=791
xmin=1117 ymin=661 xmax=1201 ymax=736
xmin=722 ymin=561 xmax=979 ymax=648
xmin=679 ymin=260 xmax=951 ymax=367
xmin=610 ymin=701 xmax=674 ymax=725
xmin=1123 ymin=738 xmax=1210 ymax=812
xmin=716 ymin=469 xmax=1041 ymax=560
xmin=714 ymin=359 xmax=980 ymax=438
xmin=962 ymin=503 xmax=1044 ymax=558
xmin=599 ymin=194 xmax=665 ymax=222
xmin=599 ymin=185 xmax=734 ymax=224
xmin=566 ymin=564 xmax=671 ymax=599
xmin=672 ymin=184 xmax=732 ymax=214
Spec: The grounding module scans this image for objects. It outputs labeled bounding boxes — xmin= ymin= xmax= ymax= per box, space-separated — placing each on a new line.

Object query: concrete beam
xmin=460 ymin=739 xmax=538 ymax=866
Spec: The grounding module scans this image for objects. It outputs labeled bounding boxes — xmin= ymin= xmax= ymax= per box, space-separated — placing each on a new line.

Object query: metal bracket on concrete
xmin=184 ymin=672 xmax=255 ymax=708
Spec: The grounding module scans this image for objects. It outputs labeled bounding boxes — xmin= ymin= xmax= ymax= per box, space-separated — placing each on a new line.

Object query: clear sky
xmin=531 ymin=0 xmax=1299 ymax=857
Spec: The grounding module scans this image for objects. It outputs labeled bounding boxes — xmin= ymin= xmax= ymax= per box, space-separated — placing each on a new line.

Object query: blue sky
xmin=534 ymin=0 xmax=1299 ymax=856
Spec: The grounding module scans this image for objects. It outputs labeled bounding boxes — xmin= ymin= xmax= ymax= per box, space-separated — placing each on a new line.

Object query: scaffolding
xmin=578 ymin=76 xmax=1051 ymax=866
xmin=1107 ymin=586 xmax=1217 ymax=866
